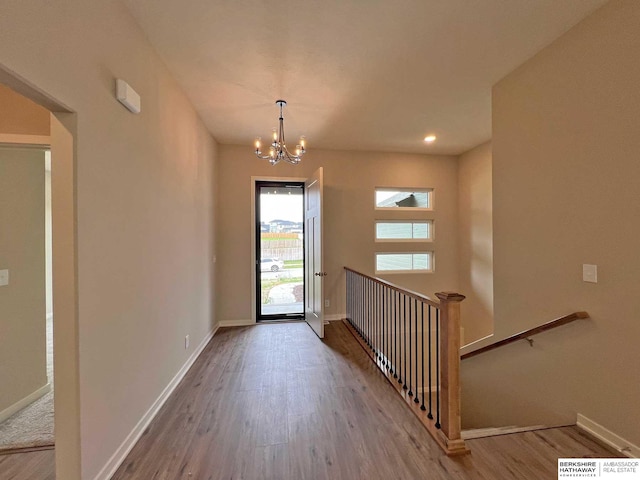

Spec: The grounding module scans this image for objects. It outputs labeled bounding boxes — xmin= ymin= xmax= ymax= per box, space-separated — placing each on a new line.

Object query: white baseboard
xmin=93 ymin=324 xmax=220 ymax=480
xmin=0 ymin=382 xmax=51 ymax=424
xmin=220 ymin=317 xmax=344 ymax=327
xmin=218 ymin=319 xmax=255 ymax=327
xmin=577 ymin=413 xmax=639 ymax=458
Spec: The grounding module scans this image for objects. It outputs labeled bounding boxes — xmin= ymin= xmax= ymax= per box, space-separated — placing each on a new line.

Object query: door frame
xmin=254 ymin=180 xmax=305 ymax=321
xmin=250 ymin=176 xmax=307 ymax=324
xmin=0 ymin=63 xmax=80 ymax=478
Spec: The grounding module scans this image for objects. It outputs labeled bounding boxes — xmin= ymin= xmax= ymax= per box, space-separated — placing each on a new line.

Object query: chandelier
xmin=254 ymin=100 xmax=306 ymax=165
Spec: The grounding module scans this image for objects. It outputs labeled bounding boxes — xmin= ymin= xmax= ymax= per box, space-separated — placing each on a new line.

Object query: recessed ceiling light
xmin=424 ymin=135 xmax=436 ymax=143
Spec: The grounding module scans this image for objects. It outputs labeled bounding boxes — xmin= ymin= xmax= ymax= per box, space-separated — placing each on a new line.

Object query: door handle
xmin=314 ymin=272 xmax=327 ymax=277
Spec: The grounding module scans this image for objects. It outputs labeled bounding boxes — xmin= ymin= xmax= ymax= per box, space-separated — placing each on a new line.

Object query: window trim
xmin=374 ymin=220 xmax=434 ymax=243
xmin=374 ymin=251 xmax=434 ymax=274
xmin=374 ymin=187 xmax=434 ymax=211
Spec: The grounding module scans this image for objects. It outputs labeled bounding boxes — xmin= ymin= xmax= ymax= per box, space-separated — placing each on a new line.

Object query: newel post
xmin=435 ymin=291 xmax=468 ymax=454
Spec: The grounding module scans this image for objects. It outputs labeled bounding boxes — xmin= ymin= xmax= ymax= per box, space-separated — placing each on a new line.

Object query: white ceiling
xmin=123 ymin=0 xmax=608 ymax=155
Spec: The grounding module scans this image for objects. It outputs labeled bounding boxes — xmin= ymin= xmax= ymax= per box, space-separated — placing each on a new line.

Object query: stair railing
xmin=344 ymin=267 xmax=468 ymax=455
xmin=461 ymin=311 xmax=589 ymax=360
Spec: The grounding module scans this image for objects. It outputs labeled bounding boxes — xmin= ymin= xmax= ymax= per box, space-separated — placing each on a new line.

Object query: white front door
xmin=304 ymin=167 xmax=324 ymax=338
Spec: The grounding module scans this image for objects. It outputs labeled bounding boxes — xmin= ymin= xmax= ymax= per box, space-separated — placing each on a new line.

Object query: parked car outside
xmin=261 ymin=258 xmax=284 ymax=272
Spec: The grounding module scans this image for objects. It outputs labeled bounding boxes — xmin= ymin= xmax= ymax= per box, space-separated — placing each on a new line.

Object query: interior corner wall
xmin=471 ymin=0 xmax=640 ymax=444
xmin=0 ymin=148 xmax=47 ymax=414
xmin=0 ymin=1 xmax=217 ymax=478
xmin=457 ymin=141 xmax=493 ymax=344
xmin=216 ymin=145 xmax=459 ymax=324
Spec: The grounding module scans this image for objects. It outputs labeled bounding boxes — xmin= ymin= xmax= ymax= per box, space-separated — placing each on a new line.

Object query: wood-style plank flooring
xmin=0 ymin=321 xmax=619 ymax=480
xmin=0 ymin=449 xmax=55 ymax=480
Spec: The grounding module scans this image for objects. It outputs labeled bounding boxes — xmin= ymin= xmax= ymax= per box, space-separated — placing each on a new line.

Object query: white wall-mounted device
xmin=0 ymin=269 xmax=9 ymax=287
xmin=583 ymin=264 xmax=598 ymax=283
xmin=116 ymin=79 xmax=141 ymax=114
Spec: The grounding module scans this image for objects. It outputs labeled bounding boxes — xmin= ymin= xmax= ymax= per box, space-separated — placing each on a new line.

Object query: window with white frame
xmin=375 ymin=221 xmax=433 ymax=242
xmin=375 ymin=188 xmax=433 ymax=210
xmin=375 ymin=252 xmax=433 ymax=273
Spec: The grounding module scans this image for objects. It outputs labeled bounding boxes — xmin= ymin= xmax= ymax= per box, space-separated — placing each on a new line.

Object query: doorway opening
xmin=255 ymin=181 xmax=305 ymax=321
xmin=0 ymin=64 xmax=79 ymax=476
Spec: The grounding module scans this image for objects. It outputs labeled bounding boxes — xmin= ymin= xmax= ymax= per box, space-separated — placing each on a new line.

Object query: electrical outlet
xmin=324 ymin=299 xmax=330 ymax=308
xmin=185 ymin=335 xmax=190 ymax=349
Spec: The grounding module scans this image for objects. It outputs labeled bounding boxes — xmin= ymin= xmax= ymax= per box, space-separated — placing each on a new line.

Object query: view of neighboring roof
xmin=377 ymin=192 xmax=429 ymax=208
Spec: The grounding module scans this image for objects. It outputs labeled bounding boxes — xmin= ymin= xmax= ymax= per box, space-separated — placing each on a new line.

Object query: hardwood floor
xmin=0 ymin=321 xmax=619 ymax=480
xmin=0 ymin=449 xmax=55 ymax=480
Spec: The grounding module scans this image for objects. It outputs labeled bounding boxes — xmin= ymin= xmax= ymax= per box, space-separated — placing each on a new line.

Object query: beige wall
xmin=0 ymin=1 xmax=217 ymax=478
xmin=0 ymin=84 xmax=49 ymax=136
xmin=457 ymin=142 xmax=493 ymax=344
xmin=217 ymin=145 xmax=459 ymax=323
xmin=462 ymin=0 xmax=640 ymax=446
xmin=0 ymin=148 xmax=47 ymax=414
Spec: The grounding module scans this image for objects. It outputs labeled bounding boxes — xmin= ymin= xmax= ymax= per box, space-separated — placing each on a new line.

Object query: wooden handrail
xmin=461 ymin=311 xmax=589 ymax=360
xmin=344 ymin=267 xmax=441 ymax=308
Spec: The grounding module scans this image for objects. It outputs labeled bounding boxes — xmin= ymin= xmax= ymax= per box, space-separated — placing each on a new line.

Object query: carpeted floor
xmin=0 ymin=316 xmax=54 ymax=454
xmin=0 ymin=391 xmax=54 ymax=453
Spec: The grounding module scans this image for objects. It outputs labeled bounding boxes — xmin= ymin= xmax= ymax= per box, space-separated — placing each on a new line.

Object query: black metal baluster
xmin=414 ymin=298 xmax=420 ymax=404
xmin=359 ymin=275 xmax=363 ymax=337
xmin=355 ymin=274 xmax=359 ymax=335
xmin=363 ymin=277 xmax=367 ymax=342
xmin=421 ymin=303 xmax=426 ymax=411
xmin=373 ymin=281 xmax=377 ymax=355
xmin=349 ymin=272 xmax=352 ymax=327
xmin=428 ymin=305 xmax=433 ymax=419
xmin=408 ymin=296 xmax=413 ymax=397
xmin=397 ymin=291 xmax=403 ymax=385
xmin=358 ymin=276 xmax=362 ymax=336
xmin=353 ymin=273 xmax=356 ymax=333
xmin=372 ymin=281 xmax=375 ymax=355
xmin=356 ymin=274 xmax=360 ymax=335
xmin=368 ymin=279 xmax=372 ymax=349
xmin=382 ymin=285 xmax=386 ymax=367
xmin=385 ymin=288 xmax=390 ymax=370
xmin=347 ymin=271 xmax=351 ymax=328
xmin=370 ymin=280 xmax=374 ymax=352
xmin=373 ymin=281 xmax=376 ymax=357
xmin=403 ymin=294 xmax=408 ymax=390
xmin=358 ymin=277 xmax=366 ymax=340
xmin=393 ymin=290 xmax=398 ymax=379
xmin=375 ymin=282 xmax=380 ymax=360
xmin=435 ymin=307 xmax=441 ymax=429
xmin=366 ymin=279 xmax=370 ymax=347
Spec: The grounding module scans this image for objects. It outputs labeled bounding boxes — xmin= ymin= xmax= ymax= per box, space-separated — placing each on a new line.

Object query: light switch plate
xmin=583 ymin=264 xmax=597 ymax=283
xmin=0 ymin=269 xmax=8 ymax=287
